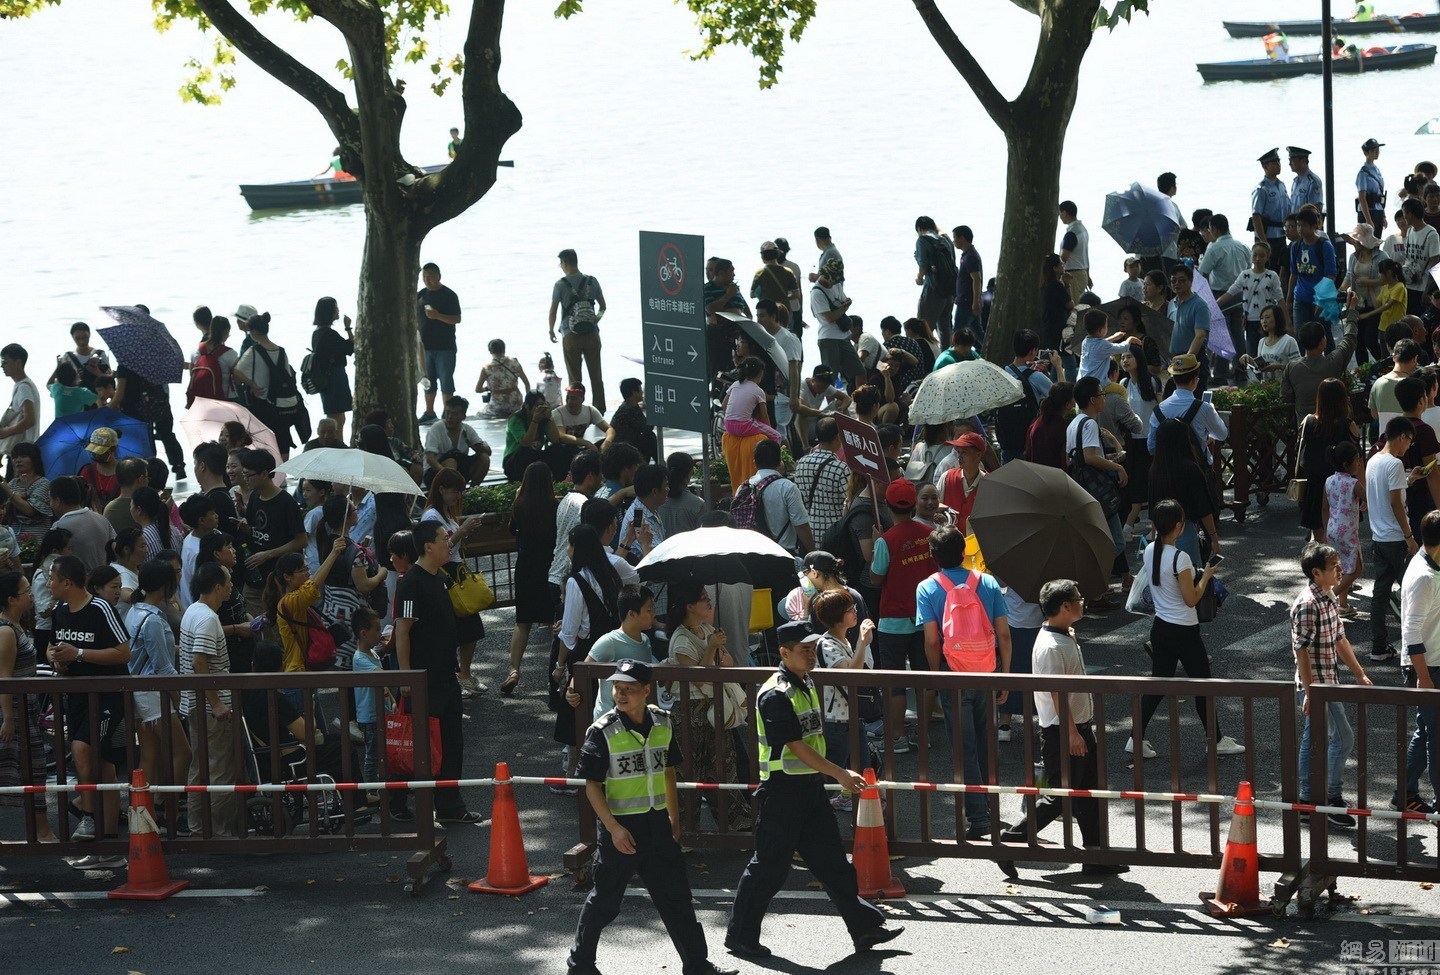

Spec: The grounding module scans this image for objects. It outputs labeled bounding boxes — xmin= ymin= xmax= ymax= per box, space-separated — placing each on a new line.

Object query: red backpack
xmin=930 ymin=571 xmax=996 ymax=673
xmin=186 ymin=343 xmax=228 ymax=406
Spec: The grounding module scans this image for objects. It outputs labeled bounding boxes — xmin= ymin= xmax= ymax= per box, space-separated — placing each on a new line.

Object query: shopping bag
xmin=385 ymin=699 xmax=443 ymax=778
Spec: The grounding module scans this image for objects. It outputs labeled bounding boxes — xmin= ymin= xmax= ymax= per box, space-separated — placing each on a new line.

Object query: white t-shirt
xmin=771 ymin=327 xmax=803 ymax=423
xmin=1366 ymin=452 xmax=1410 ymax=543
xmin=554 ymin=403 xmax=605 ymax=438
xmin=424 ymin=421 xmax=486 ymax=461
xmin=179 ymin=533 xmax=201 ymax=611
xmin=810 ymin=282 xmax=850 ymax=341
xmin=1254 ymin=333 xmax=1301 ymax=368
xmin=1064 ymin=413 xmax=1103 ymax=459
xmin=1142 ymin=542 xmax=1198 ymax=626
xmin=8 ymin=377 xmax=40 ymax=445
xmin=1031 ymin=627 xmax=1093 ymax=727
xmin=1404 ymin=223 xmax=1440 ymax=291
xmin=855 ymin=331 xmax=882 ymax=371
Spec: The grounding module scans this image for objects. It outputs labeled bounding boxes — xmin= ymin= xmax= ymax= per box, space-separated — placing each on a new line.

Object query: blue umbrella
xmin=99 ymin=305 xmax=185 ymax=385
xmin=1102 ymin=182 xmax=1182 ymax=258
xmin=37 ymin=408 xmax=154 ymax=477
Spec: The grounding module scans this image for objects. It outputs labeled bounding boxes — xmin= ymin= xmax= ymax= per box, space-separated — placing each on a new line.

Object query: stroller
xmin=240 ymin=715 xmax=356 ymax=837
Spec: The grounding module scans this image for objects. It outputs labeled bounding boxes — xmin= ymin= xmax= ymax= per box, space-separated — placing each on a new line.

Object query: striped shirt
xmin=179 ymin=601 xmax=230 ymax=716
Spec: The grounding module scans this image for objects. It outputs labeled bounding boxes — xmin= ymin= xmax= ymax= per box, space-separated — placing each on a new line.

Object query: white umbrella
xmin=906 ymin=360 xmax=1023 ymax=425
xmin=276 ymin=447 xmax=423 ymax=496
xmin=636 ymin=526 xmax=796 ymax=586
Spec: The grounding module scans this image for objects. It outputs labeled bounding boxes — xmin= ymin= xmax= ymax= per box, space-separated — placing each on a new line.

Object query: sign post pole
xmin=639 ymin=231 xmax=710 ymax=501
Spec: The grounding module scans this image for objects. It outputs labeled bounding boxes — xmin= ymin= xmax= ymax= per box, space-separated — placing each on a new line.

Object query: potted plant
xmin=459 ymin=480 xmax=571 ymax=556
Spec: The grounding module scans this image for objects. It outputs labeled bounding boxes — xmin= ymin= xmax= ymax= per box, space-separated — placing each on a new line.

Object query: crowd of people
xmin=5 ymin=137 xmax=1440 ymax=955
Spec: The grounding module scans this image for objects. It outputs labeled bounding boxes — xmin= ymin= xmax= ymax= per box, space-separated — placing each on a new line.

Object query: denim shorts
xmin=425 ymin=349 xmax=457 ymax=394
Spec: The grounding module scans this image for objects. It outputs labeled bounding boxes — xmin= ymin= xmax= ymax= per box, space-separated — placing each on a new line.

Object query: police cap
xmin=1286 ymin=146 xmax=1311 ymax=158
xmin=609 ymin=658 xmax=653 ymax=684
xmin=1258 ymin=148 xmax=1280 ymax=164
xmin=777 ymin=620 xmax=821 ymax=648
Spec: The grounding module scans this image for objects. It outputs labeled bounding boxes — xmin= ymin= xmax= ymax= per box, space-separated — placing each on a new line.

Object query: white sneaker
xmin=1215 ymin=736 xmax=1246 ymax=756
xmin=996 ymin=725 xmax=1013 ymax=742
xmin=1125 ymin=737 xmax=1156 ymax=759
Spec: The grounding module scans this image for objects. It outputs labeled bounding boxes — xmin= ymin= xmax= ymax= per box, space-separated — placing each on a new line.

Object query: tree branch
xmin=192 ymin=0 xmax=358 ymax=147
xmin=422 ymin=0 xmax=522 ymax=229
xmin=909 ymin=0 xmax=1012 ymax=127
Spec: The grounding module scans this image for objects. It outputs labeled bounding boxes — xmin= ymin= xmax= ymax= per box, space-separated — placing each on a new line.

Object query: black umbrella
xmin=719 ymin=312 xmax=790 ymax=377
xmin=1096 ymin=297 xmax=1173 ymax=358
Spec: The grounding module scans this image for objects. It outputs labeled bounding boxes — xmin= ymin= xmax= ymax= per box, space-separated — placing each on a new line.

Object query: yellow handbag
xmin=445 ymin=562 xmax=494 ymax=616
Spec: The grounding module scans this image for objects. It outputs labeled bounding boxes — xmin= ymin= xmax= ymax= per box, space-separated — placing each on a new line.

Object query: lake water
xmin=1 ymin=0 xmax=1435 ymax=438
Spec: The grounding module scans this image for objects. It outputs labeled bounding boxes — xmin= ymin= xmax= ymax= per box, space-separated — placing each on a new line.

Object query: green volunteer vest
xmin=600 ymin=705 xmax=674 ymax=817
xmin=756 ymin=669 xmax=825 ymax=780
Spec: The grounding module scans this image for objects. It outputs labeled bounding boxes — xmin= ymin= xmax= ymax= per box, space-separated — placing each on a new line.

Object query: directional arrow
xmin=855 ymin=454 xmax=880 ymax=471
xmin=688 ymin=346 xmax=699 ymax=362
xmin=690 ymin=397 xmax=701 ymax=411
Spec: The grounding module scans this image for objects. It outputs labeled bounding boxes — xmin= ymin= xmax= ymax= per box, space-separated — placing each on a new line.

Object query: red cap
xmin=947 ymin=432 xmax=987 ymax=452
xmin=884 ymin=479 xmax=917 ymax=510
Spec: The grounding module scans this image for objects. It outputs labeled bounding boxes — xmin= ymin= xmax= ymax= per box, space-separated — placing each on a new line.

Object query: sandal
xmin=500 ymin=670 xmax=520 ymax=695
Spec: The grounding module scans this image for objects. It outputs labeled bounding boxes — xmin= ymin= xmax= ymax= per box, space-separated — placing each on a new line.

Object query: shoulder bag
xmin=1067 ymin=416 xmax=1122 ymax=518
xmin=1286 ymin=415 xmax=1310 ymax=502
xmin=443 ymin=560 xmax=495 ymax=617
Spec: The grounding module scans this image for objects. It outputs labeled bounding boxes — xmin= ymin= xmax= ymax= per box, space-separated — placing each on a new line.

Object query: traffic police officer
xmin=568 ymin=659 xmax=736 ymax=975
xmin=1357 ymin=137 xmax=1387 ymax=235
xmin=1251 ymin=148 xmax=1290 ymax=275
xmin=1289 ymin=146 xmax=1324 ymax=214
xmin=726 ymin=622 xmax=903 ymax=961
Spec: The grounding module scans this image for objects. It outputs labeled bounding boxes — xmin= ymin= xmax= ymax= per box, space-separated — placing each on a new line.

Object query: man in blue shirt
xmin=1289 ymin=209 xmax=1338 ymax=330
xmin=1357 ymin=138 xmax=1387 ymax=235
xmin=1147 ymin=354 xmax=1230 ymax=464
xmin=914 ymin=524 xmax=1011 ymax=840
xmin=1168 ymin=265 xmax=1212 ymax=393
xmin=1289 ymin=146 xmax=1324 ymax=213
xmin=1251 ymin=148 xmax=1290 ymax=277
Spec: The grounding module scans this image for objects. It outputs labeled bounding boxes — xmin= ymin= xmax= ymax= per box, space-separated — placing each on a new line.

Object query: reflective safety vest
xmin=756 ymin=669 xmax=825 ymax=780
xmin=599 ymin=706 xmax=673 ymax=817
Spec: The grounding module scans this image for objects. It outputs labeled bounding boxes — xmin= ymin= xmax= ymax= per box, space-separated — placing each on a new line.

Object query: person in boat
xmin=447 ymin=127 xmax=462 ymax=159
xmin=1263 ymin=31 xmax=1290 ymax=62
xmin=1332 ymin=36 xmax=1361 ymax=59
xmin=1354 ymin=0 xmax=1376 ymax=22
xmin=314 ymin=147 xmax=354 ymax=182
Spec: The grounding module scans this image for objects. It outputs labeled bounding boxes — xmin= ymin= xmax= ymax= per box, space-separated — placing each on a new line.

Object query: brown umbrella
xmin=968 ymin=461 xmax=1116 ymax=602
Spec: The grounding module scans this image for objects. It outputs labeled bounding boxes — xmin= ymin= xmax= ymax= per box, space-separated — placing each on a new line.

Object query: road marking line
xmin=0 ymin=888 xmax=263 ymax=906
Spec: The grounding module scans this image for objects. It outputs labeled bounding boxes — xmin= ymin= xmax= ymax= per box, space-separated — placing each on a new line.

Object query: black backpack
xmin=923 ymin=235 xmax=959 ymax=294
xmin=254 ymin=345 xmax=301 ymax=409
xmin=821 ymin=504 xmax=873 ymax=584
xmin=995 ymin=366 xmax=1039 ymax=453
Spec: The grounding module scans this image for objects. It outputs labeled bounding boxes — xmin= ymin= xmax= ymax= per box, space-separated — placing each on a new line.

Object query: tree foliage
xmin=556 ymin=0 xmax=818 ymax=88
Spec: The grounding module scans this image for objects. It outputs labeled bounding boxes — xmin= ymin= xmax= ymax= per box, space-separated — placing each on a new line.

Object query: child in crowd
xmin=1077 ymin=309 xmax=1140 ymax=383
xmin=1321 ymin=441 xmax=1365 ymax=619
xmin=349 ymin=606 xmax=386 ymax=805
xmin=48 ymin=360 xmax=97 ymax=419
xmin=1118 ymin=256 xmax=1145 ymax=303
xmin=1290 ymin=542 xmax=1371 ymax=827
xmin=722 ymin=356 xmax=781 ymax=442
xmin=537 ymin=353 xmax=563 ymax=409
xmin=89 ymin=374 xmax=117 ymax=411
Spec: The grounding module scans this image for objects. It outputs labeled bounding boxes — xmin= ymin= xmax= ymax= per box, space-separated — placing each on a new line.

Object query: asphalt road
xmin=2 ymin=493 xmax=1438 ymax=974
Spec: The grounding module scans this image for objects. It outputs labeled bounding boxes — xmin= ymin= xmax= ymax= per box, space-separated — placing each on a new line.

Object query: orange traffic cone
xmin=1201 ymin=780 xmax=1267 ymax=916
xmin=110 ymin=770 xmax=190 ymax=901
xmin=469 ymin=762 xmax=549 ymax=896
xmin=852 ymin=768 xmax=905 ymax=900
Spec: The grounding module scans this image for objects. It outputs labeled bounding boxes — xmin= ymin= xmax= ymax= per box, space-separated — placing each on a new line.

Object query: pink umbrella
xmin=179 ymin=399 xmax=286 ymax=484
xmin=1190 ymin=272 xmax=1236 ymax=361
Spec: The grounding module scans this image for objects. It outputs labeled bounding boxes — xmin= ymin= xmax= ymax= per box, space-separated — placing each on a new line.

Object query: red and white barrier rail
xmin=4 ymin=777 xmax=1436 ymax=824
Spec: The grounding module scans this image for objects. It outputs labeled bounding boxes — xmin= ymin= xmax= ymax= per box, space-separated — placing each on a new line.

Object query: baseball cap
xmin=884 ymin=479 xmax=917 ymax=510
xmin=1362 ymin=138 xmax=1385 ymax=151
xmin=947 ymin=432 xmax=987 ymax=452
xmin=811 ymin=364 xmax=835 ymax=382
xmin=85 ymin=427 xmax=119 ymax=454
xmin=608 ymin=658 xmax=652 ymax=684
xmin=777 ymin=620 xmax=823 ymax=647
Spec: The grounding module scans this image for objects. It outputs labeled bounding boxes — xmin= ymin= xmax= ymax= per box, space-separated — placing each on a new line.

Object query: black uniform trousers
xmin=1009 ymin=723 xmax=1102 ymax=847
xmin=569 ymin=808 xmax=710 ymax=975
xmin=728 ymin=774 xmax=884 ymax=945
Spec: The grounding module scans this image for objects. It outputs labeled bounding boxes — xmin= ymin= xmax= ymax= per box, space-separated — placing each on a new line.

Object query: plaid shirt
xmin=792 ymin=447 xmax=850 ymax=542
xmin=1290 ymin=580 xmax=1345 ymax=690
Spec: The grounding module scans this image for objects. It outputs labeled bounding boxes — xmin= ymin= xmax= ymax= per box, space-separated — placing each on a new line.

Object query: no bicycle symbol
xmin=657 ymin=242 xmax=685 ymax=296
